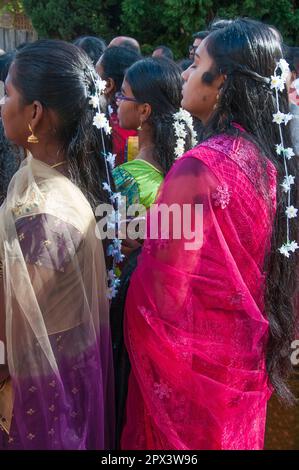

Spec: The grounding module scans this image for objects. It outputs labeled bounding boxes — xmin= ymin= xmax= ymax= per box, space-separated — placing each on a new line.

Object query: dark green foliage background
xmin=21 ymin=0 xmax=299 ymax=58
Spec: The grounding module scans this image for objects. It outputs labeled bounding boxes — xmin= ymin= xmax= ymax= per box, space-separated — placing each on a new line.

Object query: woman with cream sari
xmin=0 ymin=40 xmax=114 ymax=450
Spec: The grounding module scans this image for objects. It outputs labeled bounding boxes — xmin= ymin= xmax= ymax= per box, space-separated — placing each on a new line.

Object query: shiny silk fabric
xmin=121 ymin=132 xmax=277 ymax=450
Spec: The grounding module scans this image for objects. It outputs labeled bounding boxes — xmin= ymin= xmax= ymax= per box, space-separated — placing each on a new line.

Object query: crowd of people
xmin=0 ymin=17 xmax=298 ymax=450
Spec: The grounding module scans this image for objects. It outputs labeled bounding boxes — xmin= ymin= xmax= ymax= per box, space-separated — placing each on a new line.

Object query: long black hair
xmin=100 ymin=46 xmax=141 ymax=94
xmin=125 ymin=57 xmax=193 ymax=175
xmin=73 ymin=35 xmax=106 ymax=66
xmin=11 ymin=39 xmax=113 ymax=212
xmin=0 ymin=51 xmax=16 ymax=82
xmin=202 ymin=19 xmax=298 ymax=402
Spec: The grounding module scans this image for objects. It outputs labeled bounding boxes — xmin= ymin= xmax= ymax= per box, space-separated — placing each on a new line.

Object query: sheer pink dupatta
xmin=121 ymin=133 xmax=277 ymax=450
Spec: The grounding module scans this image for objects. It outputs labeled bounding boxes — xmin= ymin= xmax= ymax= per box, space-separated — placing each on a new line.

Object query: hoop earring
xmin=27 ymin=124 xmax=39 ymax=144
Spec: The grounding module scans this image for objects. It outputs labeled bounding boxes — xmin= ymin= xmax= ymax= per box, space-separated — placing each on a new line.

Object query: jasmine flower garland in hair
xmin=89 ymin=95 xmax=100 ymax=109
xmin=271 ymin=59 xmax=299 ymax=258
xmin=89 ymin=73 xmax=124 ymax=296
xmin=93 ymin=112 xmax=111 ymax=133
xmin=106 ymin=152 xmax=116 ymax=169
xmin=173 ymin=108 xmax=198 ymax=159
xmin=107 ymin=270 xmax=121 ymax=300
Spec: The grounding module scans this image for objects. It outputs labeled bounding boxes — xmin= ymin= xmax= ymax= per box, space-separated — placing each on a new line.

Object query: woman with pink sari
xmin=121 ymin=19 xmax=298 ymax=450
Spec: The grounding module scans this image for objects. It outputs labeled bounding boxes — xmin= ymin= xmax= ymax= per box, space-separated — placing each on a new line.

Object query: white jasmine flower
xmin=89 ymin=95 xmax=100 ymax=109
xmin=270 ymin=75 xmax=285 ymax=92
xmin=106 ymin=152 xmax=116 ymax=169
xmin=284 ymin=147 xmax=295 ymax=159
xmin=174 ymin=138 xmax=185 ymax=158
xmin=279 ymin=244 xmax=291 ymax=258
xmin=191 ymin=130 xmax=198 ymax=148
xmin=102 ymin=182 xmax=112 ymax=193
xmin=174 ymin=108 xmax=191 ymax=122
xmin=106 ymin=152 xmax=116 ymax=170
xmin=95 ymin=78 xmax=107 ymax=94
xmin=286 ymin=175 xmax=295 ymax=185
xmin=273 ymin=111 xmax=285 ymax=125
xmin=173 ymin=121 xmax=187 ymax=139
xmin=281 ymin=182 xmax=290 ymax=193
xmin=275 ymin=144 xmax=284 ymax=155
xmin=277 ymin=59 xmax=290 ymax=79
xmin=281 ymin=175 xmax=295 ymax=193
xmin=273 ymin=112 xmax=293 ymax=125
xmin=288 ymin=241 xmax=299 ymax=252
xmin=107 ymin=286 xmax=118 ymax=299
xmin=107 ymin=211 xmax=117 ymax=230
xmin=113 ymin=238 xmax=122 ymax=250
xmin=174 ymin=108 xmax=193 ymax=130
xmin=110 ymin=192 xmax=122 ymax=204
xmin=104 ymin=121 xmax=112 ymax=135
xmin=108 ymin=269 xmax=115 ymax=281
xmin=283 ymin=113 xmax=293 ymax=125
xmin=93 ymin=112 xmax=108 ymax=129
xmin=278 ymin=241 xmax=299 ymax=258
xmin=285 ymin=205 xmax=298 ymax=219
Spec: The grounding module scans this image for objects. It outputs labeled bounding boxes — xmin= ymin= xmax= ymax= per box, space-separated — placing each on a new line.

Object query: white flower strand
xmin=271 ymin=60 xmax=298 ymax=258
xmin=89 ymin=73 xmax=122 ymax=297
xmin=173 ymin=108 xmax=198 ymax=159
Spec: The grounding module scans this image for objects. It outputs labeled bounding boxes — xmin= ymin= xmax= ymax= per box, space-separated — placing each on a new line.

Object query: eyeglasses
xmin=115 ymin=91 xmax=139 ymax=103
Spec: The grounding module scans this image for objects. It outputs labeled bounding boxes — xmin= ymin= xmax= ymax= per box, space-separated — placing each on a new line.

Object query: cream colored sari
xmin=0 ymin=154 xmax=114 ymax=449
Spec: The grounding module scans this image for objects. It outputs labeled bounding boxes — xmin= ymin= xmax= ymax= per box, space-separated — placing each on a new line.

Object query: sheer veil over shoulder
xmin=0 ymin=154 xmax=114 ymax=449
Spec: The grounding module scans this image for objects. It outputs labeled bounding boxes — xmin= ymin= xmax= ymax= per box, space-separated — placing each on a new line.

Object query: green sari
xmin=111 ymin=158 xmax=163 ymax=447
xmin=112 ymin=159 xmax=163 ymax=210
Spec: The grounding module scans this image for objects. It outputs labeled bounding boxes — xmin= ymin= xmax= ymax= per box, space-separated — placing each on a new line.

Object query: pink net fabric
xmin=121 ymin=133 xmax=277 ymax=450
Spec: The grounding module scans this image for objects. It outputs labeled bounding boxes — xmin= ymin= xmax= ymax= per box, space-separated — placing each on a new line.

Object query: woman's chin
xmin=181 ymin=97 xmax=190 ymax=113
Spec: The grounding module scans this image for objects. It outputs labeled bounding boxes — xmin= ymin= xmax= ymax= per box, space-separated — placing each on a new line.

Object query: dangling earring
xmin=27 ymin=124 xmax=39 ymax=144
xmin=137 ymin=121 xmax=143 ymax=131
xmin=213 ymin=93 xmax=220 ymax=111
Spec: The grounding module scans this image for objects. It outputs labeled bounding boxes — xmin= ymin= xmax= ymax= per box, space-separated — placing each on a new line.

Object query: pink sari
xmin=121 ymin=132 xmax=277 ymax=450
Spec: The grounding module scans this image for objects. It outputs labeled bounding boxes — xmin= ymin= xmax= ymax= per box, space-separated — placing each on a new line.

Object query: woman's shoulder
xmin=181 ymin=132 xmax=276 ymax=185
xmin=113 ymin=160 xmax=163 ymax=189
xmin=168 ymin=132 xmax=276 ymax=212
xmin=182 ymin=133 xmax=243 ymax=159
xmin=113 ymin=160 xmax=163 ymax=210
xmin=116 ymin=159 xmax=162 ymax=176
xmin=15 ymin=213 xmax=83 ymax=272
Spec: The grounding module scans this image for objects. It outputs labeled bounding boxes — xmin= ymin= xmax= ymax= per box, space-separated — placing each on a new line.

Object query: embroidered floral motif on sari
xmin=121 ymin=133 xmax=276 ymax=450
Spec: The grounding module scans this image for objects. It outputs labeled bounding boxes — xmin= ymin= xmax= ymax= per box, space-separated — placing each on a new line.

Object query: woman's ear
xmin=29 ymin=100 xmax=43 ymax=132
xmin=105 ymin=77 xmax=115 ymax=96
xmin=139 ymin=102 xmax=152 ymax=125
xmin=218 ymin=73 xmax=227 ymax=91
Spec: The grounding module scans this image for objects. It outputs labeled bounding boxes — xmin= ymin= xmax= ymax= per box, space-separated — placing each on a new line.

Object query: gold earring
xmin=27 ymin=124 xmax=39 ymax=144
xmin=213 ymin=93 xmax=220 ymax=111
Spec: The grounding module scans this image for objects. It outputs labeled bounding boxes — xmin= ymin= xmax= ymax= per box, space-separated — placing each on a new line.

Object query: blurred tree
xmin=121 ymin=0 xmax=299 ymax=57
xmin=12 ymin=0 xmax=299 ymax=58
xmin=22 ymin=0 xmax=120 ymax=40
xmin=0 ymin=1 xmax=23 ymax=13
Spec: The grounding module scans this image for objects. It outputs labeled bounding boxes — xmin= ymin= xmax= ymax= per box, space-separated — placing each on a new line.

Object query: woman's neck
xmin=28 ymin=143 xmax=67 ymax=169
xmin=137 ymin=131 xmax=162 ymax=171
